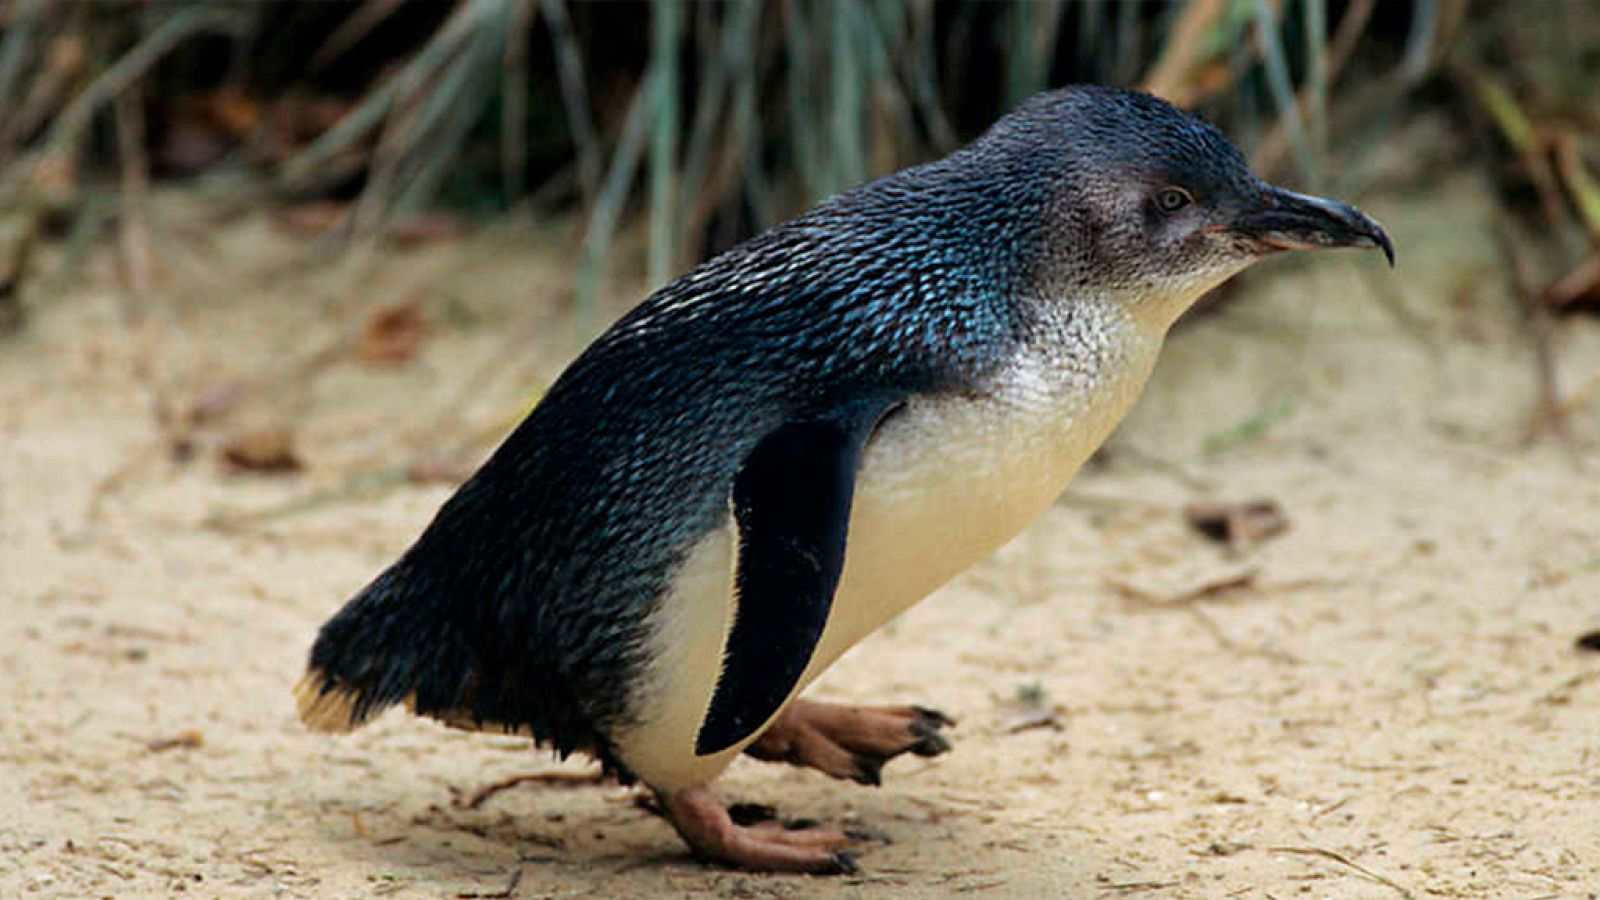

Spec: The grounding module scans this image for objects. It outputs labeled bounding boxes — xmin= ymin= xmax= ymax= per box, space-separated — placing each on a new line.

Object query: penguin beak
xmin=1228 ymin=186 xmax=1395 ymax=266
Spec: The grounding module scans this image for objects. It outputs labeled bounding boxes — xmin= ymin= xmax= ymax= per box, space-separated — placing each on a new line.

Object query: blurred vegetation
xmin=0 ymin=0 xmax=1597 ymax=337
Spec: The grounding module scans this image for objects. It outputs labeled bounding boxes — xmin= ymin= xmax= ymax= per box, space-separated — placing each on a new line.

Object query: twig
xmin=456 ymin=868 xmax=522 ymax=900
xmin=1107 ymin=570 xmax=1344 ymax=611
xmin=1546 ymin=255 xmax=1600 ymax=311
xmin=1098 ymin=882 xmax=1180 ymax=894
xmin=0 ymin=202 xmax=33 ymax=334
xmin=1310 ymin=796 xmax=1350 ymax=822
xmin=460 ymin=771 xmax=606 ymax=810
xmin=1452 ymin=63 xmax=1577 ymax=447
xmin=1103 ymin=569 xmax=1261 ymax=607
xmin=1270 ymin=845 xmax=1414 ymax=898
xmin=87 ymin=80 xmax=188 ymax=528
xmin=1551 ymin=132 xmax=1600 ymax=247
xmin=146 ymin=730 xmax=204 ymax=753
xmin=1494 ymin=218 xmax=1568 ymax=446
xmin=1464 ymin=69 xmax=1571 ymax=232
xmin=113 ymin=81 xmax=152 ymax=308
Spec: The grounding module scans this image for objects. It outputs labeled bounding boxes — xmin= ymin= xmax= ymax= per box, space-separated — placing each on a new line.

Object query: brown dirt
xmin=3 ymin=171 xmax=1598 ymax=899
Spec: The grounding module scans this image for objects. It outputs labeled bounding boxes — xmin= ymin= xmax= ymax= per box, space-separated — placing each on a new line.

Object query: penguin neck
xmin=1000 ymin=290 xmax=1166 ymax=464
xmin=1113 ymin=257 xmax=1257 ymax=338
xmin=1018 ymin=289 xmax=1163 ymax=388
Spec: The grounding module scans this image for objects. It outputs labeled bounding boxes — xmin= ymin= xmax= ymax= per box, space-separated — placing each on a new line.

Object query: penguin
xmin=296 ymin=86 xmax=1393 ymax=873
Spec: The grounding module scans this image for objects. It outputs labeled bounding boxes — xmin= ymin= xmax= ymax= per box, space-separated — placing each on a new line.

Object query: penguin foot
xmin=745 ymin=699 xmax=954 ymax=786
xmin=659 ymin=785 xmax=864 ymax=874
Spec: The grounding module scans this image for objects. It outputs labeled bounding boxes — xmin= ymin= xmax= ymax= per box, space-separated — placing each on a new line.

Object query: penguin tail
xmin=295 ymin=564 xmax=475 ymax=734
xmin=294 ymin=667 xmax=365 ymax=733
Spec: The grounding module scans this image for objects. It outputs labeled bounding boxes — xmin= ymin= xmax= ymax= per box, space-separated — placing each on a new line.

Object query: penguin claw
xmin=852 ymin=756 xmax=884 ymax=786
xmin=907 ymin=717 xmax=953 ymax=757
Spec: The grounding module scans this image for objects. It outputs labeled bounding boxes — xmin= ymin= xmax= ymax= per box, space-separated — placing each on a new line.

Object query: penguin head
xmin=976 ymin=87 xmax=1392 ymax=329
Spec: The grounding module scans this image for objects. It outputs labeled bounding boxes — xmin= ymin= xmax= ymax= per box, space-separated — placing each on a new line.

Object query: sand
xmin=2 ymin=169 xmax=1598 ymax=899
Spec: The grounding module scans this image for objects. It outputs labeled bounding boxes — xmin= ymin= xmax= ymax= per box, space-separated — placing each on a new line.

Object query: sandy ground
xmin=3 ymin=169 xmax=1599 ymax=900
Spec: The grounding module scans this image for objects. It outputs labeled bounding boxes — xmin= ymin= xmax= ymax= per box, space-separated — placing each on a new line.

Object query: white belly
xmin=615 ymin=319 xmax=1162 ymax=791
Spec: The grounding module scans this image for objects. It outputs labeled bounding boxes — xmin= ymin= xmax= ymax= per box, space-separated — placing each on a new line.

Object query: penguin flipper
xmin=694 ymin=395 xmax=902 ymax=756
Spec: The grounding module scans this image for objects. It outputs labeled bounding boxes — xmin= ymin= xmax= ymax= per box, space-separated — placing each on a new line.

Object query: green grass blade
xmin=648 ymin=0 xmax=682 ymax=289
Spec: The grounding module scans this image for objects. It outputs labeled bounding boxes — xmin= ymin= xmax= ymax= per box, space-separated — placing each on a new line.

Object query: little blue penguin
xmin=296 ymin=85 xmax=1393 ymax=873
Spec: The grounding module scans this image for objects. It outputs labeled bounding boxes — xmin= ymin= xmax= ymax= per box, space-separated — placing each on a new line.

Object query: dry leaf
xmin=996 ymin=682 xmax=1063 ymax=734
xmin=1185 ymin=499 xmax=1289 ymax=546
xmin=154 ymin=88 xmax=261 ymax=176
xmin=204 ymin=86 xmax=260 ymax=137
xmin=358 ymin=302 xmax=427 ymax=364
xmin=1104 ymin=568 xmax=1260 ymax=607
xmin=147 ymin=730 xmax=204 ymax=752
xmin=999 ymin=705 xmax=1063 ymax=734
xmin=221 ymin=429 xmax=302 ymax=473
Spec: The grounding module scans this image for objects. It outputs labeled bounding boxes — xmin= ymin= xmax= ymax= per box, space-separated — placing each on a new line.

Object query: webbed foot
xmin=659 ymin=785 xmax=866 ymax=874
xmin=745 ymin=699 xmax=954 ymax=786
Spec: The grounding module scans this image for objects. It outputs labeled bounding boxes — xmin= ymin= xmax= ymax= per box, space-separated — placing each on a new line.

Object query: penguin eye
xmin=1156 ymin=187 xmax=1193 ymax=214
